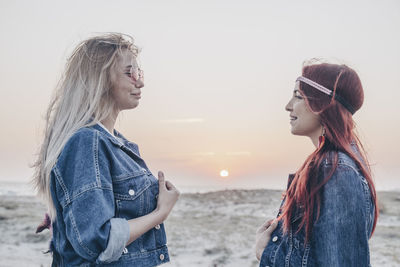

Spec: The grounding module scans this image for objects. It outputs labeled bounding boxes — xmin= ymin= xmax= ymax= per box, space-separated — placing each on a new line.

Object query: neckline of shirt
xmin=97 ymin=121 xmax=115 ymax=137
xmin=96 ymin=122 xmax=126 ymax=147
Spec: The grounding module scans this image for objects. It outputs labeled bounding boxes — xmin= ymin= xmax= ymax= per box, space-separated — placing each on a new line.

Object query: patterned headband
xmin=296 ymin=76 xmax=355 ymax=115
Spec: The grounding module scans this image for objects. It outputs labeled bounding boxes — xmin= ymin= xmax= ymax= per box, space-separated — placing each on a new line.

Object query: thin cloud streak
xmin=161 ymin=118 xmax=204 ymax=124
xmin=192 ymin=152 xmax=215 ymax=156
xmin=225 ymin=152 xmax=252 ymax=156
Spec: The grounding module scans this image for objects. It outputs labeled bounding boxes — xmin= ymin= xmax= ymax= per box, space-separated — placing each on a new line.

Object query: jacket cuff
xmin=96 ymin=218 xmax=130 ymax=264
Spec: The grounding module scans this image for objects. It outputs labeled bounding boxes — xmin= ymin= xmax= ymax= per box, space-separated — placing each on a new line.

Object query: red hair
xmin=279 ymin=62 xmax=378 ymax=243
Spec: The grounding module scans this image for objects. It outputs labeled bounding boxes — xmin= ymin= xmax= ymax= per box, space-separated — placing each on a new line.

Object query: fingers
xmin=165 ymin=180 xmax=173 ymax=190
xmin=166 ymin=181 xmax=181 ymax=197
xmin=158 ymin=171 xmax=165 ymax=188
xmin=158 ymin=172 xmax=177 ymax=190
xmin=265 ymin=219 xmax=278 ymax=234
xmin=257 ymin=219 xmax=273 ymax=233
xmin=158 ymin=171 xmax=180 ymax=197
xmin=165 ymin=180 xmax=176 ymax=190
xmin=257 ymin=219 xmax=278 ymax=233
xmin=263 ymin=219 xmax=273 ymax=228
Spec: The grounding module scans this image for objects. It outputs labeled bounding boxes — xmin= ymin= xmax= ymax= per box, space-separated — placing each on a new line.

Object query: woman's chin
xmin=121 ymin=101 xmax=140 ymax=110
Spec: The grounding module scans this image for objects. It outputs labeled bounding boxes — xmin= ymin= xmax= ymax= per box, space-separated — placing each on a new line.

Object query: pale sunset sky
xmin=0 ymin=0 xmax=399 ymax=192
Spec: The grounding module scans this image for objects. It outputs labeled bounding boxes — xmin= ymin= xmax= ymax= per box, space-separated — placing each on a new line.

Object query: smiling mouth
xmin=290 ymin=115 xmax=297 ymax=122
xmin=131 ymin=93 xmax=141 ymax=98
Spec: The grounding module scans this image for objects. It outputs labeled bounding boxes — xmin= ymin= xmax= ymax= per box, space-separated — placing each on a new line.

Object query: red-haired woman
xmin=255 ymin=62 xmax=378 ymax=266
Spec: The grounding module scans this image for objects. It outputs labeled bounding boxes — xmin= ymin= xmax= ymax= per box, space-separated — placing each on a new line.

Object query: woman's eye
xmin=294 ymin=91 xmax=303 ymax=99
xmin=125 ymin=72 xmax=132 ymax=77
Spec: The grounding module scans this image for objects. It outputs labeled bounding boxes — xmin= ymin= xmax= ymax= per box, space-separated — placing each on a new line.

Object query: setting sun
xmin=220 ymin=170 xmax=229 ymax=177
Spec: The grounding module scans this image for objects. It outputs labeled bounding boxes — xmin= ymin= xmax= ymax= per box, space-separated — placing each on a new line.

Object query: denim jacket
xmin=260 ymin=150 xmax=375 ymax=267
xmin=50 ymin=124 xmax=169 ymax=266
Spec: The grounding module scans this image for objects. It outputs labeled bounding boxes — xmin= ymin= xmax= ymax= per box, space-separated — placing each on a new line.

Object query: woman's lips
xmin=131 ymin=92 xmax=141 ymax=98
xmin=290 ymin=115 xmax=297 ymax=124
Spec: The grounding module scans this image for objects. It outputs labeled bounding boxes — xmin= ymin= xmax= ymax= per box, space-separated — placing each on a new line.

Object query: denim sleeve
xmin=54 ymin=129 xmax=128 ymax=262
xmin=96 ymin=218 xmax=130 ymax=264
xmin=312 ymin=165 xmax=370 ymax=266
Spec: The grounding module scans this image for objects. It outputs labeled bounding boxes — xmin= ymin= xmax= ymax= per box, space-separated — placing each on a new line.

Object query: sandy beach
xmin=0 ymin=189 xmax=399 ymax=267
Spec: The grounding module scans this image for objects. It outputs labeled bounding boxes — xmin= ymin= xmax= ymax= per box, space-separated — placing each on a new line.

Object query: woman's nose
xmin=285 ymin=99 xmax=293 ymax=112
xmin=135 ymin=79 xmax=144 ymax=88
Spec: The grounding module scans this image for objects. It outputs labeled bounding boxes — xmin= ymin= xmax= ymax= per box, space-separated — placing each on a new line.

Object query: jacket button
xmin=159 ymin=254 xmax=165 ymax=261
xmin=128 ymin=189 xmax=135 ymax=196
xmin=272 ymin=236 xmax=278 ymax=242
xmin=123 ymin=247 xmax=128 ymax=254
xmin=155 ymin=224 xmax=160 ymax=230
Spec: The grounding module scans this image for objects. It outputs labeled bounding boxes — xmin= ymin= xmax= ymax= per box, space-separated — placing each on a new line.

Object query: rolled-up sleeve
xmin=97 ymin=218 xmax=130 ymax=263
xmin=54 ymin=129 xmax=129 ymax=262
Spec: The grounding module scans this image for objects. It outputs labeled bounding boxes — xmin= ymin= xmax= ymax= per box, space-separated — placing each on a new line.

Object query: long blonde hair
xmin=33 ymin=33 xmax=138 ymax=219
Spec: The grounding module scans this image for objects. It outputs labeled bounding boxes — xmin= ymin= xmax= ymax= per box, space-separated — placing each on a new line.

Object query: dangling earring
xmin=318 ymin=126 xmax=326 ymax=149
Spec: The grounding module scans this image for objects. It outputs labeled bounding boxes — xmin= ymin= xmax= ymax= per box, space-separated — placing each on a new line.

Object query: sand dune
xmin=0 ymin=190 xmax=399 ymax=266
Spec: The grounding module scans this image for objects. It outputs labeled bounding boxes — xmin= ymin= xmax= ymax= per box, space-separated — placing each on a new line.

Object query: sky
xmin=0 ymin=0 xmax=399 ymax=192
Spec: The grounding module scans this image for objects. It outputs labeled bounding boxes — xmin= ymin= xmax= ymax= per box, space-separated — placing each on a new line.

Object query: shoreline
xmin=0 ymin=189 xmax=399 ymax=266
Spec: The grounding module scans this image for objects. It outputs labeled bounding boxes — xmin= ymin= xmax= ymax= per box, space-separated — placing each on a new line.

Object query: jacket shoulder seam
xmin=53 ymin=165 xmax=70 ymax=205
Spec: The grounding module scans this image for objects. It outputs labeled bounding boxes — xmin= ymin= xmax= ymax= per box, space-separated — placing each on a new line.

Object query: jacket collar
xmin=90 ymin=123 xmax=124 ymax=147
xmin=89 ymin=123 xmax=142 ymax=159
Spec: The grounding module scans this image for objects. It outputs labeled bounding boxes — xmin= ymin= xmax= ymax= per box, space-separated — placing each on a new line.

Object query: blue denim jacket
xmin=50 ymin=124 xmax=169 ymax=266
xmin=260 ymin=150 xmax=375 ymax=267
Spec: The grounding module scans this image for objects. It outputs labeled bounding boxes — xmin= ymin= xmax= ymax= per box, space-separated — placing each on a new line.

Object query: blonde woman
xmin=33 ymin=33 xmax=180 ymax=266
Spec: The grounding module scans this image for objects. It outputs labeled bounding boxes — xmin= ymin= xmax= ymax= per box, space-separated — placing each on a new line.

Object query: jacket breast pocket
xmin=113 ymin=170 xmax=152 ymax=219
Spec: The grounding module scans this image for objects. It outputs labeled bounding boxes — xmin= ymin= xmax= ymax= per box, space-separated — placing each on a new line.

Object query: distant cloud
xmin=225 ymin=151 xmax=251 ymax=156
xmin=156 ymin=151 xmax=251 ymax=159
xmin=192 ymin=152 xmax=215 ymax=156
xmin=161 ymin=118 xmax=204 ymax=124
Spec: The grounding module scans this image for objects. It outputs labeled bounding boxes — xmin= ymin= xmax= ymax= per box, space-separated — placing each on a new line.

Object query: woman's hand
xmin=125 ymin=171 xmax=179 ymax=245
xmin=255 ymin=219 xmax=278 ymax=261
xmin=156 ymin=171 xmax=180 ymax=222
